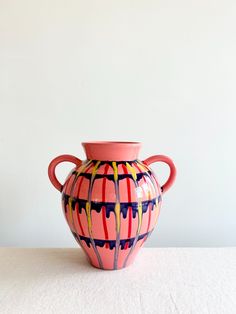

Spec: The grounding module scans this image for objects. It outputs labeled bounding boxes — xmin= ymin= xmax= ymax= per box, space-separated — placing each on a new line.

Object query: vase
xmin=48 ymin=141 xmax=176 ymax=270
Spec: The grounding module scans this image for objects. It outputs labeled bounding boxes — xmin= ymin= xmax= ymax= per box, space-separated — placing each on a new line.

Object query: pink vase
xmin=48 ymin=141 xmax=176 ymax=270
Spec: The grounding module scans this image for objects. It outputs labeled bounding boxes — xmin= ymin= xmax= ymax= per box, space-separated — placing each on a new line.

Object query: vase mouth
xmin=82 ymin=141 xmax=142 ymax=161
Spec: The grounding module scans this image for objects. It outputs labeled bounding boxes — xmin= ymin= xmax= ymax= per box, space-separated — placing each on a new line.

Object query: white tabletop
xmin=0 ymin=248 xmax=235 ymax=314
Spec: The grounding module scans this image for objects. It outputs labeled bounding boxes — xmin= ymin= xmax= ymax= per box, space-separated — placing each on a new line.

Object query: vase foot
xmin=89 ymin=260 xmax=134 ymax=271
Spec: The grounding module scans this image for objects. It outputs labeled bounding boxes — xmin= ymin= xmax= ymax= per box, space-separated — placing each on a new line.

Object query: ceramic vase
xmin=48 ymin=141 xmax=176 ymax=270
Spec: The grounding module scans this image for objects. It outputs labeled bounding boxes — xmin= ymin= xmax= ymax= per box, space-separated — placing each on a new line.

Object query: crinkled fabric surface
xmin=0 ymin=248 xmax=235 ymax=314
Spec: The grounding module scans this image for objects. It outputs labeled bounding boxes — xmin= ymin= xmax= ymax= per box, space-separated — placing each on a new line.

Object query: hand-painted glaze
xmin=48 ymin=142 xmax=176 ymax=270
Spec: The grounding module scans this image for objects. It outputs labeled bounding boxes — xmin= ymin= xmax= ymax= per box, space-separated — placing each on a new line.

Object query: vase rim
xmin=82 ymin=141 xmax=142 ymax=161
xmin=82 ymin=141 xmax=141 ymax=145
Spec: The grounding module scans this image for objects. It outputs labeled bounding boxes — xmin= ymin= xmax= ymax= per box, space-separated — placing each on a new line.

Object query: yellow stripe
xmin=76 ymin=159 xmax=92 ymax=178
xmin=137 ymin=162 xmax=148 ymax=173
xmin=115 ymin=203 xmax=121 ymax=232
xmin=137 ymin=200 xmax=142 ymax=233
xmin=92 ymin=160 xmax=101 ymax=178
xmin=86 ymin=201 xmax=92 ymax=231
xmin=153 ymin=202 xmax=159 ymax=226
xmin=126 ymin=162 xmax=137 ymax=181
xmin=68 ymin=197 xmax=73 ymax=226
xmin=147 ymin=186 xmax=151 ymax=200
xmin=112 ymin=161 xmax=118 ymax=181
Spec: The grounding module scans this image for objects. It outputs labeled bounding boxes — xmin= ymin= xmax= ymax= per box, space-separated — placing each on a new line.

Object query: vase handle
xmin=143 ymin=155 xmax=176 ymax=193
xmin=48 ymin=155 xmax=82 ymax=192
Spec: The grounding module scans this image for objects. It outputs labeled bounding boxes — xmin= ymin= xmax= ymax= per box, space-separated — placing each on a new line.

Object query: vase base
xmin=89 ymin=260 xmax=134 ymax=271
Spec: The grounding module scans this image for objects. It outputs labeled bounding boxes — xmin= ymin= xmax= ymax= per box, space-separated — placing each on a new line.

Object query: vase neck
xmin=82 ymin=141 xmax=141 ymax=161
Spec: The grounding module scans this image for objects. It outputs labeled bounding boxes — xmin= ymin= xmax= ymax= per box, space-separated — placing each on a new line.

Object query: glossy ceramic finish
xmin=48 ymin=142 xmax=176 ymax=270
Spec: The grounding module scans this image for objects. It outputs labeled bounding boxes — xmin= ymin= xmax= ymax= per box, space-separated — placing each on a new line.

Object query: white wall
xmin=1 ymin=0 xmax=236 ymax=247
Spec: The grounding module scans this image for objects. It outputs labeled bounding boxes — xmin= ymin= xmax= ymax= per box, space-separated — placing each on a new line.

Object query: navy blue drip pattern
xmin=73 ymin=230 xmax=153 ymax=250
xmin=62 ymin=194 xmax=161 ymax=219
xmin=71 ymin=170 xmax=153 ymax=182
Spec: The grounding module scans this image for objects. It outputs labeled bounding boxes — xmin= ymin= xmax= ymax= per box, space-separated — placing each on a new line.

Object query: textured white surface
xmin=0 ymin=248 xmax=235 ymax=314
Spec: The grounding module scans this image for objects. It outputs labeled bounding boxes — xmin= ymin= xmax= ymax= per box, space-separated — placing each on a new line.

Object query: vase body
xmin=48 ymin=142 xmax=176 ymax=270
